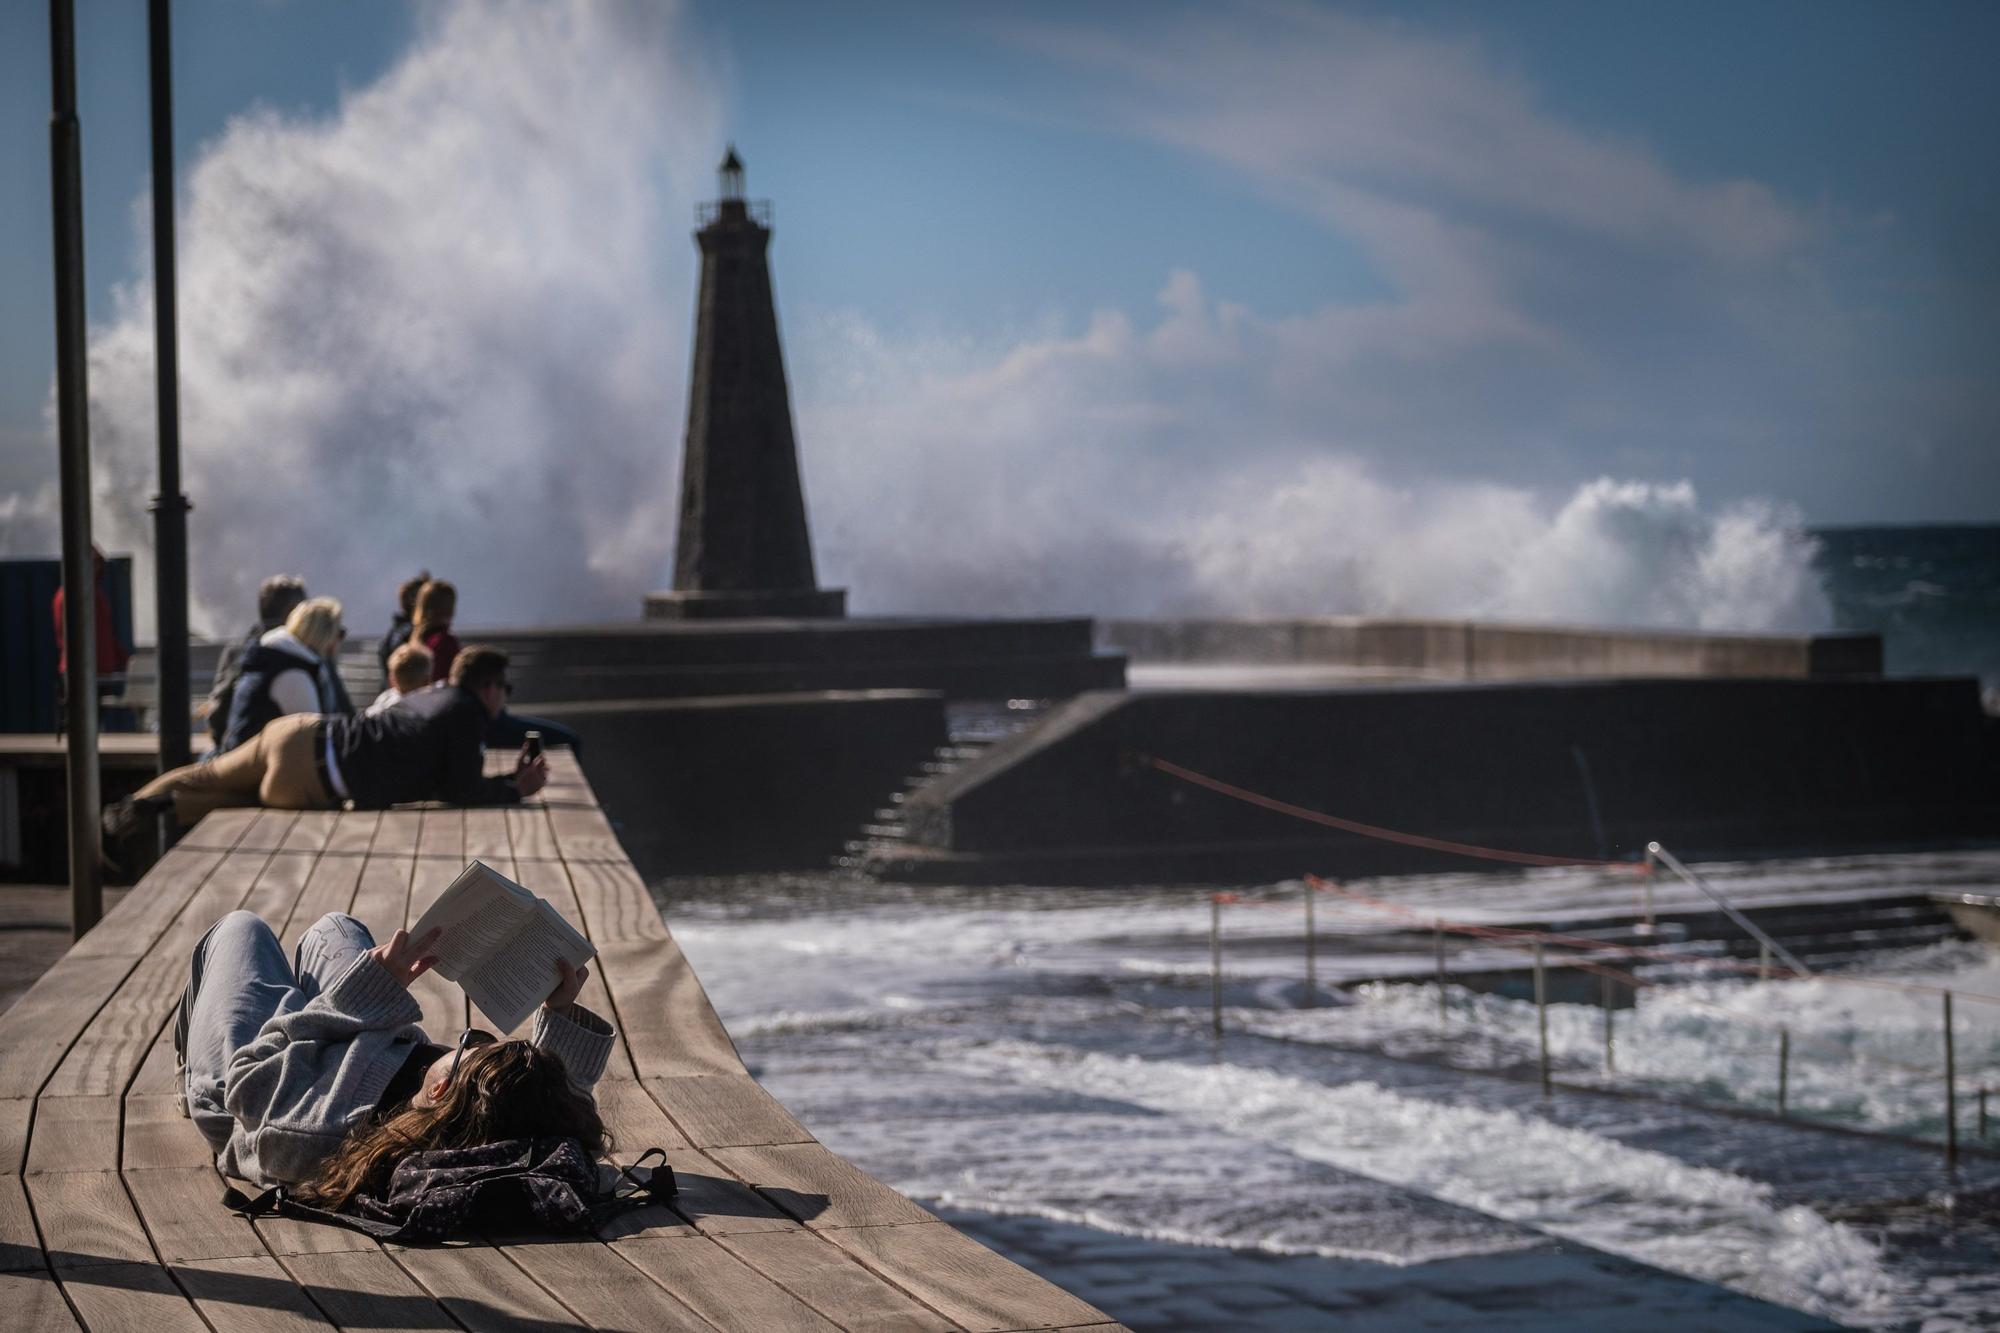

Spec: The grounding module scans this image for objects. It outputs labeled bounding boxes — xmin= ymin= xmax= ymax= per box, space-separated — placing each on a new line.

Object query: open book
xmin=411 ymin=860 xmax=597 ymax=1033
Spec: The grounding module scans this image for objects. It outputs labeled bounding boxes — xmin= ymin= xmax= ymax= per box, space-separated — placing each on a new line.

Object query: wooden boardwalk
xmin=1 ymin=752 xmax=1119 ymax=1331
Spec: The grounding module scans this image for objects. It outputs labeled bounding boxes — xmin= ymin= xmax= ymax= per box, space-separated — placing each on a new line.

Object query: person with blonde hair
xmin=217 ymin=596 xmax=352 ymax=754
xmin=366 ymin=643 xmax=433 ymax=716
xmin=412 ymin=580 xmax=459 ymax=684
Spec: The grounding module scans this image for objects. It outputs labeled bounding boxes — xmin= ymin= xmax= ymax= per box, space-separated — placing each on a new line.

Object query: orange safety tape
xmin=1304 ymin=874 xmax=2000 ymax=1009
xmin=1143 ymin=754 xmax=1639 ymax=871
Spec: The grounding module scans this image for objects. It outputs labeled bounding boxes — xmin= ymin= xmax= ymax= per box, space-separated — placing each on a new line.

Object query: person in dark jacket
xmin=104 ymin=645 xmax=546 ymax=834
xmin=218 ymin=597 xmax=349 ymax=754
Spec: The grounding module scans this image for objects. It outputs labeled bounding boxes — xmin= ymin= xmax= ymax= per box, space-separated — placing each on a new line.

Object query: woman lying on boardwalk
xmin=177 ymin=908 xmax=613 ymax=1204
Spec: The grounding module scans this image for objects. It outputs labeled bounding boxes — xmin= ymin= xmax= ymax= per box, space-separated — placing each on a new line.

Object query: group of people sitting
xmin=102 ymin=570 xmax=577 ymax=841
xmin=110 ymin=571 xmax=618 ymax=1229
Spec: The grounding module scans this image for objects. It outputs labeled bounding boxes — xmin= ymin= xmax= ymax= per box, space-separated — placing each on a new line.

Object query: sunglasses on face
xmin=444 ymin=1027 xmax=498 ymax=1086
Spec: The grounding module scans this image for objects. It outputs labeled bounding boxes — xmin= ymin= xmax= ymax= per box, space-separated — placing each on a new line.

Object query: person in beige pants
xmin=131 ymin=713 xmax=335 ymax=826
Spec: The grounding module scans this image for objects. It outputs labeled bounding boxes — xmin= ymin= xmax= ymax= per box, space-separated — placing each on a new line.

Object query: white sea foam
xmin=936 ymin=1040 xmax=1909 ymax=1323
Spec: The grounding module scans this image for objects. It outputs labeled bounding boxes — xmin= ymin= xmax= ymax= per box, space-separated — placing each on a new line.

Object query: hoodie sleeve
xmin=531 ymin=1003 xmax=615 ymax=1091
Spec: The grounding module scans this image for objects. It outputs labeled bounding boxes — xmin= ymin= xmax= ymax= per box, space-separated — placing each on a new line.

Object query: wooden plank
xmin=547 ymin=803 xmax=625 ymax=861
xmin=597 ymin=937 xmax=742 ymax=1079
xmin=347 ymin=851 xmax=414 ymax=937
xmin=123 ymin=1093 xmax=210 ymax=1172
xmin=25 ymin=1095 xmax=120 ymax=1173
xmin=595 ymin=1079 xmax=689 ymax=1155
xmin=554 ymin=848 xmax=668 ymax=944
xmin=125 ymin=1166 xmax=266 ymax=1263
xmin=0 ymin=1159 xmax=40 ymax=1271
xmin=463 ymin=808 xmax=510 ymax=861
xmin=716 ymin=1228 xmax=955 ymax=1333
xmin=43 ymin=948 xmax=186 ymax=1098
xmin=646 ymin=1075 xmax=813 ymax=1150
xmin=390 ymin=1241 xmax=586 ymax=1330
xmin=708 ymin=1144 xmax=934 ymax=1230
xmin=416 ymin=807 xmax=464 ymax=862
xmin=0 ymin=954 xmax=138 ymax=1098
xmin=281 ymin=1248 xmax=457 ymax=1330
xmin=498 ymin=1239 xmax=714 ymax=1330
xmin=279 ymin=810 xmax=338 ymax=856
xmin=252 ymin=1208 xmax=381 ymax=1261
xmin=0 ymin=1267 xmax=83 ymax=1327
xmin=175 ymin=1255 xmax=333 ymax=1331
xmin=0 ymin=1094 xmax=33 ymax=1173
xmin=278 ymin=852 xmax=365 ymax=954
xmin=171 ymin=806 xmax=257 ymax=852
xmin=234 ymin=809 xmax=300 ymax=853
xmin=504 ymin=804 xmax=558 ymax=862
xmin=369 ymin=809 xmax=423 ymax=856
xmin=615 ymin=1235 xmax=839 ymax=1332
xmin=826 ymin=1221 xmax=1112 ymax=1332
xmin=56 ymin=1261 xmax=209 ymax=1333
xmin=127 ymin=1029 xmax=181 ymax=1100
xmin=241 ymin=851 xmax=316 ymax=925
xmin=68 ymin=847 xmax=225 ymax=959
xmin=623 ymin=1147 xmax=798 ymax=1240
xmin=29 ymin=1171 xmax=156 ymax=1268
xmin=321 ymin=808 xmax=380 ymax=857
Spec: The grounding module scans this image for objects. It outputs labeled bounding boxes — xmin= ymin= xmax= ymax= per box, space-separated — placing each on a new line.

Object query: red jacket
xmin=420 ymin=627 xmax=461 ymax=684
xmin=53 ymin=580 xmax=131 ymax=676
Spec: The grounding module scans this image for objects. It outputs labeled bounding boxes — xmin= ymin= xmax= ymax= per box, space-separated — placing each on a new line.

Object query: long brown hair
xmin=295 ymin=1040 xmax=608 ymax=1210
xmin=411 ymin=579 xmax=456 ymax=643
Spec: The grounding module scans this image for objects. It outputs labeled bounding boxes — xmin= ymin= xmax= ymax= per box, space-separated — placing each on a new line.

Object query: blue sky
xmin=1 ymin=1 xmax=1995 ymax=632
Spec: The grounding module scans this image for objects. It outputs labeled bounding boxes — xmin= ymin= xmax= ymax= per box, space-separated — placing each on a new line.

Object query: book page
xmin=460 ymin=900 xmax=598 ymax=1034
xmin=410 ymin=861 xmax=534 ymax=982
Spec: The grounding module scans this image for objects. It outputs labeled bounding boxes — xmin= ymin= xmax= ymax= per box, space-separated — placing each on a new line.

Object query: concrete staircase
xmin=836 ymin=701 xmax=1048 ymax=872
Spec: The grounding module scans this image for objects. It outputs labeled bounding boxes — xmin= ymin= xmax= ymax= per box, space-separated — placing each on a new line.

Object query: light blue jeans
xmin=179 ymin=909 xmax=375 ymax=1153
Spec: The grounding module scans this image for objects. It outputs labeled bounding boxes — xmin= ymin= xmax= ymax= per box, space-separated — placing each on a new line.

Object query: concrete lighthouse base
xmin=645 ymin=587 xmax=847 ymax=620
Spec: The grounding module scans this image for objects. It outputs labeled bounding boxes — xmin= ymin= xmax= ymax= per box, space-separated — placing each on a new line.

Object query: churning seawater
xmin=660 ymin=852 xmax=2000 ymax=1331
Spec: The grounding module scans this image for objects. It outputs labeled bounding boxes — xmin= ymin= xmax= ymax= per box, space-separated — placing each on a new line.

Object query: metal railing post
xmin=1303 ymin=881 xmax=1317 ymax=1007
xmin=1210 ymin=896 xmax=1223 ymax=1039
xmin=1434 ymin=922 xmax=1446 ymax=1025
xmin=1778 ymin=1028 xmax=1789 ymax=1117
xmin=1944 ymin=991 xmax=1958 ymax=1169
xmin=1601 ymin=970 xmax=1615 ymax=1073
xmin=1534 ymin=941 xmax=1550 ymax=1097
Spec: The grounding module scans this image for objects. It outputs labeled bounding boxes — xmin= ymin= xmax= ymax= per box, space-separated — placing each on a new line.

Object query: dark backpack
xmin=223 ymin=1137 xmax=672 ymax=1244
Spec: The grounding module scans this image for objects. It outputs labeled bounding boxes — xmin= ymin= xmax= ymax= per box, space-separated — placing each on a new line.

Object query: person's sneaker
xmin=101 ymin=794 xmax=166 ymax=842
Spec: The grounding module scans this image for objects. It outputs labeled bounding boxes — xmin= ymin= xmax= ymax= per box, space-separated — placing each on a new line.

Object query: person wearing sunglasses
xmin=106 ymin=644 xmax=547 ymax=843
xmin=177 ymin=907 xmax=612 ymax=1202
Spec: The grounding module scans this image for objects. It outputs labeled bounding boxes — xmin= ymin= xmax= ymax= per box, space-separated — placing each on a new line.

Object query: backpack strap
xmin=221 ymin=1183 xmax=406 ymax=1240
xmin=588 ymin=1147 xmax=676 ymax=1224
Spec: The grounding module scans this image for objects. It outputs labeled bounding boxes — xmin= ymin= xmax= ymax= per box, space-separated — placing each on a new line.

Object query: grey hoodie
xmin=219 ymin=953 xmax=615 ymax=1184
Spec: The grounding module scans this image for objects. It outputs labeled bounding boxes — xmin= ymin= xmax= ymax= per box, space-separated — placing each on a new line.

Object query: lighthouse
xmin=651 ymin=147 xmax=845 ymax=620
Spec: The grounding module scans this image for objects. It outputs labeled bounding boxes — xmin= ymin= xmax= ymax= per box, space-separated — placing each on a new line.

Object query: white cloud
xmin=71 ymin=0 xmax=719 ymax=635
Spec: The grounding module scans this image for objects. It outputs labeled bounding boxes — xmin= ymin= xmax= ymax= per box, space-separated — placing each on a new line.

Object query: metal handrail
xmin=1647 ymin=841 xmax=1813 ymax=977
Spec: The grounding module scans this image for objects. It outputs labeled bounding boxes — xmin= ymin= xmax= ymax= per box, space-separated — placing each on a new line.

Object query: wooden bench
xmin=1 ymin=751 xmax=1121 ymax=1331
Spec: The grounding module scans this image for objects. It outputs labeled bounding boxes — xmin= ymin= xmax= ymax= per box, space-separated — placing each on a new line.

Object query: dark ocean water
xmin=1813 ymin=525 xmax=2000 ymax=690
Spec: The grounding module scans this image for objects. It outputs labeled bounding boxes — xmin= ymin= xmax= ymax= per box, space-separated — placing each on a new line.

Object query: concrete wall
xmin=467 ymin=617 xmax=1124 ymax=704
xmin=533 ymin=689 xmax=948 ymax=877
xmin=900 ymin=677 xmax=1994 ymax=881
xmin=1101 ymin=618 xmax=1883 ymax=680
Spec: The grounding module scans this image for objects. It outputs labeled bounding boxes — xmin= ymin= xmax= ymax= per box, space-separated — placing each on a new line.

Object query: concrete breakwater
xmin=1104 ymin=616 xmax=1883 ymax=681
xmin=874 ymin=676 xmax=1999 ymax=883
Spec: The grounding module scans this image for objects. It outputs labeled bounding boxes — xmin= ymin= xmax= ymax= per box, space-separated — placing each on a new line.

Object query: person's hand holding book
xmin=368 ymin=925 xmax=443 ymax=988
xmin=543 ymin=956 xmax=588 ymax=1016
